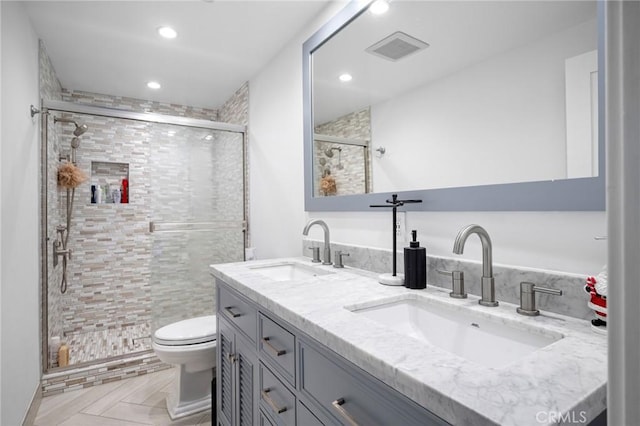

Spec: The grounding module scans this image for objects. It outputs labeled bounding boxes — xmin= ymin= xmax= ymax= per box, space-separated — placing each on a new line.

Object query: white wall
xmin=249 ymin=2 xmax=606 ymax=276
xmin=248 ymin=1 xmax=348 ymax=260
xmin=0 ymin=2 xmax=42 ymax=424
xmin=371 ymin=20 xmax=596 ymax=191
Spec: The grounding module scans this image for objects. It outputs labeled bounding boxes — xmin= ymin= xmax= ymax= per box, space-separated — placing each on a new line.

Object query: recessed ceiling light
xmin=339 ymin=73 xmax=353 ymax=82
xmin=167 ymin=130 xmax=176 ymax=136
xmin=369 ymin=0 xmax=390 ymax=15
xmin=147 ymin=81 xmax=161 ymax=90
xmin=204 ymin=134 xmax=214 ymax=141
xmin=157 ymin=26 xmax=177 ymax=39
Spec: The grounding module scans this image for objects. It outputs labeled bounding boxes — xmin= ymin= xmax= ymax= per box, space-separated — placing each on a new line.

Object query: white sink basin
xmin=250 ymin=262 xmax=333 ymax=282
xmin=349 ymin=297 xmax=563 ymax=368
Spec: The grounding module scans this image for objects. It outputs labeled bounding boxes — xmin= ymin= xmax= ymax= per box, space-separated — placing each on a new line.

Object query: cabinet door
xmin=236 ymin=336 xmax=257 ymax=426
xmin=218 ymin=316 xmax=258 ymax=426
xmin=218 ymin=319 xmax=235 ymax=426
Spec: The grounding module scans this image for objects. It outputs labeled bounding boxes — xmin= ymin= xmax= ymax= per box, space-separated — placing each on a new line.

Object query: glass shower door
xmin=149 ymin=123 xmax=245 ymax=331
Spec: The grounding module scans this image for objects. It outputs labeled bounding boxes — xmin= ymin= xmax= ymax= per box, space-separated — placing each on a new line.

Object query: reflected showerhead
xmin=70 ymin=137 xmax=81 ymax=149
xmin=54 ymin=117 xmax=89 ymax=136
xmin=73 ymin=124 xmax=88 ymax=137
xmin=324 ymin=146 xmax=342 ymax=157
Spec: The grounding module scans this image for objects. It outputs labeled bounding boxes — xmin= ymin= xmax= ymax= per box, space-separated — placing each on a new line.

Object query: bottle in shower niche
xmin=121 ymin=178 xmax=128 ymax=203
xmin=104 ymin=183 xmax=111 ymax=203
xmin=112 ymin=187 xmax=121 ymax=204
xmin=404 ymin=230 xmax=427 ymax=289
xmin=91 ymin=184 xmax=97 ymax=204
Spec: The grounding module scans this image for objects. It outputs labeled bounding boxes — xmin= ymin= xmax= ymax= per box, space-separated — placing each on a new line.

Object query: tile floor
xmin=34 ymin=368 xmax=212 ymax=426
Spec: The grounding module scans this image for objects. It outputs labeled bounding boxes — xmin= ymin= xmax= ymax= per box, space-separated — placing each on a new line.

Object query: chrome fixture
xmin=302 ymin=219 xmax=332 ymax=265
xmin=517 ymin=282 xmax=563 ymax=316
xmin=54 ymin=116 xmax=89 ymax=136
xmin=307 ymin=246 xmax=321 ymax=263
xmin=324 ymin=146 xmax=342 ymax=158
xmin=30 ymin=104 xmax=41 ymax=117
xmin=453 ymin=224 xmax=498 ymax=306
xmin=437 ymin=269 xmax=467 ymax=299
xmin=375 ymin=146 xmax=386 ymax=156
xmin=54 ymin=116 xmax=88 ymax=164
xmin=333 ymin=251 xmax=350 ymax=268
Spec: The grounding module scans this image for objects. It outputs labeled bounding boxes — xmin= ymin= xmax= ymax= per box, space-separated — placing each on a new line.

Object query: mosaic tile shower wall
xmin=40 ymin=44 xmax=248 ymax=368
xmin=314 ymin=108 xmax=372 ymax=196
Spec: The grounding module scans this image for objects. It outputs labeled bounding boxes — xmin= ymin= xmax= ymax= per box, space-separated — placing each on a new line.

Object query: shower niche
xmin=90 ymin=161 xmax=129 ymax=204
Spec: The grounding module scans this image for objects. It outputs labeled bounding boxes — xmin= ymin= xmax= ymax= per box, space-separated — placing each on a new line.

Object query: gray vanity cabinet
xmin=216 ymin=280 xmax=449 ymax=426
xmin=217 ymin=285 xmax=259 ymax=426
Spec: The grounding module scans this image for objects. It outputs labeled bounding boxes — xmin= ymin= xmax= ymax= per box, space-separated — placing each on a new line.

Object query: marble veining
xmin=210 ymin=258 xmax=607 ymax=426
xmin=304 ymin=239 xmax=594 ymax=320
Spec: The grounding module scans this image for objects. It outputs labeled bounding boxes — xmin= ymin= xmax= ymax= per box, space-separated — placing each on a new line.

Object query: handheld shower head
xmin=70 ymin=137 xmax=81 ymax=149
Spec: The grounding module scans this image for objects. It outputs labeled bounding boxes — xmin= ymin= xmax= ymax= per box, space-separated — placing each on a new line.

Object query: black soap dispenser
xmin=404 ymin=230 xmax=427 ymax=289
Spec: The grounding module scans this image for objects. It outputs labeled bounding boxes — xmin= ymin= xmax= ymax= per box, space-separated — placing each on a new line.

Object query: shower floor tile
xmin=64 ymin=323 xmax=152 ymax=366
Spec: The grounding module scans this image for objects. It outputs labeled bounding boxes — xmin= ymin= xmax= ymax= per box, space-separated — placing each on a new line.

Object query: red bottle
xmin=121 ymin=178 xmax=129 ymax=203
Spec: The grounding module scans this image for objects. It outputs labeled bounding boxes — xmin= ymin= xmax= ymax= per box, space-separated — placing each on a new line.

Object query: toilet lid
xmin=154 ymin=315 xmax=217 ymax=346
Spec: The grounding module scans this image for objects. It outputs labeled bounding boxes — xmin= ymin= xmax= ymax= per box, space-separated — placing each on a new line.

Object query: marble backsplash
xmin=302 ymin=239 xmax=594 ymax=321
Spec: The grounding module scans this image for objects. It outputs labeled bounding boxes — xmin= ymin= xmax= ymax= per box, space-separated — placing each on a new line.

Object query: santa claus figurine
xmin=585 ymin=266 xmax=607 ymax=333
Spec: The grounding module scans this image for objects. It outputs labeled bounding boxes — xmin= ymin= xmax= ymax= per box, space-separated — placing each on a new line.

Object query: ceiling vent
xmin=366 ymin=31 xmax=429 ymax=62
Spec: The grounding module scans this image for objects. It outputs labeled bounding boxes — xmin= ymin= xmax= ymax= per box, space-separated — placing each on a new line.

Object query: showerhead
xmin=324 ymin=146 xmax=342 ymax=157
xmin=54 ymin=117 xmax=89 ymax=136
xmin=73 ymin=124 xmax=88 ymax=137
xmin=70 ymin=137 xmax=81 ymax=149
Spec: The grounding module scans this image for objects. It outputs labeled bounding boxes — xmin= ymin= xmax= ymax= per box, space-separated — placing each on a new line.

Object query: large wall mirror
xmin=303 ymin=0 xmax=605 ymax=211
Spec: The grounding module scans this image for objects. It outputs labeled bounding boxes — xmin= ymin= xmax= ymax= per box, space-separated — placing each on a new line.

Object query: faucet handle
xmin=517 ymin=282 xmax=563 ymax=316
xmin=333 ymin=251 xmax=350 ymax=268
xmin=307 ymin=246 xmax=321 ymax=263
xmin=437 ymin=269 xmax=467 ymax=299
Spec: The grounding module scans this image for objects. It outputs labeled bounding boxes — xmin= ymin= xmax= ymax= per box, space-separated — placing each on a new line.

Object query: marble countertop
xmin=210 ymin=258 xmax=607 ymax=426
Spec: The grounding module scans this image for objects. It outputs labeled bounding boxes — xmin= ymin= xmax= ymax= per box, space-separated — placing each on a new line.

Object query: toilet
xmin=152 ymin=315 xmax=217 ymax=420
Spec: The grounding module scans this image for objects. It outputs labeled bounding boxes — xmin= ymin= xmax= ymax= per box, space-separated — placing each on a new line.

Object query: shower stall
xmin=40 ymin=100 xmax=246 ymax=379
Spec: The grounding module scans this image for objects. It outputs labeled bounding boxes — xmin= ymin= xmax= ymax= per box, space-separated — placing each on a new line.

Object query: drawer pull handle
xmin=261 ymin=388 xmax=287 ymax=414
xmin=262 ymin=337 xmax=286 ymax=356
xmin=332 ymin=398 xmax=360 ymax=426
xmin=224 ymin=306 xmax=241 ymax=318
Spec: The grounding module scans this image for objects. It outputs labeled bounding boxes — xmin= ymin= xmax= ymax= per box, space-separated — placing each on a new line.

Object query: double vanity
xmin=210 ymin=257 xmax=607 ymax=425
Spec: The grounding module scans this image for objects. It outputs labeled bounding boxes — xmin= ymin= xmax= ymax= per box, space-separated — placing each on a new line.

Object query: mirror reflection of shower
xmin=53 ymin=116 xmax=89 ymax=293
xmin=313 ymin=134 xmax=371 ymax=196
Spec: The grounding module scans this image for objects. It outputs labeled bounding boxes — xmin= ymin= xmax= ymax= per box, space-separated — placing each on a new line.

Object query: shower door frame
xmin=39 ymin=99 xmax=248 ymax=373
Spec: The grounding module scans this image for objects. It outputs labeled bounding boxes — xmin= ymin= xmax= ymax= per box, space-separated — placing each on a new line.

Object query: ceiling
xmin=25 ymin=0 xmax=331 ymax=110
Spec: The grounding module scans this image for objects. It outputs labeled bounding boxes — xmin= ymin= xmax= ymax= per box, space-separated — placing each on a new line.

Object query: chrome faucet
xmin=453 ymin=224 xmax=498 ymax=307
xmin=302 ymin=219 xmax=332 ymax=265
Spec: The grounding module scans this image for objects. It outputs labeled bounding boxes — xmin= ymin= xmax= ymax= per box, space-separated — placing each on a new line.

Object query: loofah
xmin=57 ymin=162 xmax=87 ymax=189
xmin=320 ymin=175 xmax=337 ymax=196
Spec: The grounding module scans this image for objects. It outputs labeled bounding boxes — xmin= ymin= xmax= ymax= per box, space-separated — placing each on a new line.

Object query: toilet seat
xmin=154 ymin=315 xmax=217 ymax=346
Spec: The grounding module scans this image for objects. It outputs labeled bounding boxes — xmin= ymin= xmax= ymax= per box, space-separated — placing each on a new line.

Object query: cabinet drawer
xmin=299 ymin=342 xmax=448 ymax=426
xmin=259 ymin=363 xmax=296 ymax=426
xmin=297 ymin=400 xmax=324 ymax=426
xmin=218 ymin=283 xmax=257 ymax=344
xmin=259 ymin=314 xmax=296 ymax=386
xmin=260 ymin=410 xmax=275 ymax=426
